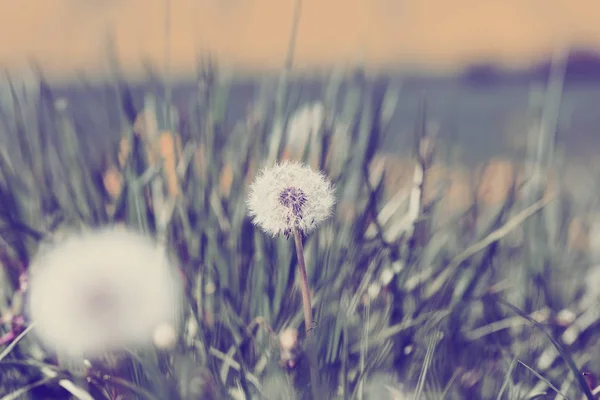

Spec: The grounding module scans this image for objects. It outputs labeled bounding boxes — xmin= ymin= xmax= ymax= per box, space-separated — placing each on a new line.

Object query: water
xmin=2 ymin=76 xmax=600 ymax=168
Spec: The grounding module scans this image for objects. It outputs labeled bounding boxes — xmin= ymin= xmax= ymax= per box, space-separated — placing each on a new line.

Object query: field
xmin=0 ymin=61 xmax=599 ymax=400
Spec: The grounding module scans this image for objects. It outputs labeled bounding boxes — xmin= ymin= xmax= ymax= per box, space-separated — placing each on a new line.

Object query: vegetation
xmin=0 ymin=53 xmax=598 ymax=400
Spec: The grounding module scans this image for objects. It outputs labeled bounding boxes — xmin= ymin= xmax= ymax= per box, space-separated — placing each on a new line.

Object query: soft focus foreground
xmin=27 ymin=227 xmax=183 ymax=360
xmin=0 ymin=63 xmax=599 ymax=400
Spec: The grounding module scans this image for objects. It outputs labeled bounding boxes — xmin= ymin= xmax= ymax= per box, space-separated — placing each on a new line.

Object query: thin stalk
xmin=292 ymin=226 xmax=321 ymax=400
xmin=293 ymin=226 xmax=313 ymax=334
xmin=267 ymin=0 xmax=303 ymax=164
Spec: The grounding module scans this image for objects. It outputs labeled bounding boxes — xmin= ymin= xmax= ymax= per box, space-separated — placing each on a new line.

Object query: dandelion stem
xmin=292 ymin=227 xmax=313 ymax=334
xmin=292 ymin=226 xmax=321 ymax=400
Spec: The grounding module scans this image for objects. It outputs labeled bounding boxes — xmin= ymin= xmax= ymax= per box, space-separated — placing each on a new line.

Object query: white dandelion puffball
xmin=247 ymin=161 xmax=335 ymax=237
xmin=27 ymin=227 xmax=183 ymax=359
xmin=153 ymin=322 xmax=178 ymax=349
xmin=286 ymin=102 xmax=325 ymax=152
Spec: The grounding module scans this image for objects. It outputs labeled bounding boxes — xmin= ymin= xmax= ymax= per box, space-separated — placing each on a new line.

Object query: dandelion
xmin=247 ymin=161 xmax=334 ymax=330
xmin=247 ymin=161 xmax=334 ymax=396
xmin=247 ymin=161 xmax=335 ymax=239
xmin=284 ymin=102 xmax=325 ymax=158
xmin=153 ymin=322 xmax=178 ymax=350
xmin=26 ymin=227 xmax=183 ymax=359
xmin=278 ymin=328 xmax=301 ymax=369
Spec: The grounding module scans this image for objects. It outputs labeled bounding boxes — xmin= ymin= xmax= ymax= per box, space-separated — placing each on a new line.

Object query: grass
xmin=0 ymin=55 xmax=598 ymax=400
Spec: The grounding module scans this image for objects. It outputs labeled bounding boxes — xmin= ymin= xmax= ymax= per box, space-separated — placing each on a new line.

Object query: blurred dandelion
xmin=285 ymin=102 xmax=325 ymax=156
xmin=153 ymin=322 xmax=178 ymax=350
xmin=26 ymin=227 xmax=183 ymax=359
xmin=278 ymin=327 xmax=301 ymax=369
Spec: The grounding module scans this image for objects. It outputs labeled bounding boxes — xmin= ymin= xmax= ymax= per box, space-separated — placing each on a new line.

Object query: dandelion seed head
xmin=278 ymin=186 xmax=307 ymax=215
xmin=285 ymin=102 xmax=324 ymax=153
xmin=153 ymin=322 xmax=178 ymax=350
xmin=278 ymin=186 xmax=308 ymax=237
xmin=246 ymin=161 xmax=335 ymax=237
xmin=26 ymin=227 xmax=183 ymax=359
xmin=278 ymin=328 xmax=299 ymax=352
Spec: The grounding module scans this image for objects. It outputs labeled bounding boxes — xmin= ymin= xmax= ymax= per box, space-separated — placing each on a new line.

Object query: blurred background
xmin=3 ymin=0 xmax=600 ymax=164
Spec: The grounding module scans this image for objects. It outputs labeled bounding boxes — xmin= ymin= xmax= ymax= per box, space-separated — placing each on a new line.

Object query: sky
xmin=1 ymin=0 xmax=600 ymax=79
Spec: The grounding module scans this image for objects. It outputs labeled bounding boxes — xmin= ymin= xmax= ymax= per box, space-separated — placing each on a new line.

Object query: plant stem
xmin=292 ymin=227 xmax=321 ymax=400
xmin=293 ymin=227 xmax=313 ymax=334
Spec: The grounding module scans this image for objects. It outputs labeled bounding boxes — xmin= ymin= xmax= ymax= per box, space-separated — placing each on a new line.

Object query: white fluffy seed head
xmin=153 ymin=322 xmax=178 ymax=349
xmin=286 ymin=102 xmax=325 ymax=152
xmin=246 ymin=161 xmax=336 ymax=237
xmin=26 ymin=227 xmax=183 ymax=359
xmin=278 ymin=328 xmax=299 ymax=351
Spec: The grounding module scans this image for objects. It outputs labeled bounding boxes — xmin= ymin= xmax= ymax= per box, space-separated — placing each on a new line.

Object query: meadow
xmin=0 ymin=57 xmax=599 ymax=400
